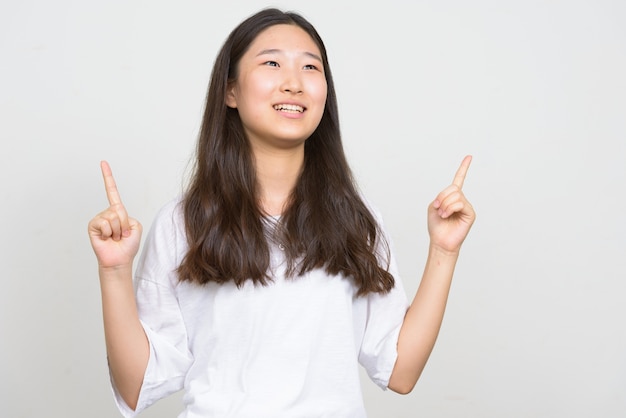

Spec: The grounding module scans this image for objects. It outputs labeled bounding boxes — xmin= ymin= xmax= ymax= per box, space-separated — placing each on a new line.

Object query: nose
xmin=281 ymin=68 xmax=303 ymax=95
xmin=284 ymin=86 xmax=302 ymax=94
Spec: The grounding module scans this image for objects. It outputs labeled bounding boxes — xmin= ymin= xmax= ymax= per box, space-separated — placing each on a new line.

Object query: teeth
xmin=274 ymin=104 xmax=304 ymax=113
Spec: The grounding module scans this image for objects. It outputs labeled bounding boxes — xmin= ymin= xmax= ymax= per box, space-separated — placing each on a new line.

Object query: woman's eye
xmin=304 ymin=64 xmax=318 ymax=70
xmin=264 ymin=61 xmax=279 ymax=67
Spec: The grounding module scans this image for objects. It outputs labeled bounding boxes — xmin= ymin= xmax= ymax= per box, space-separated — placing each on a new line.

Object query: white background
xmin=1 ymin=0 xmax=625 ymax=417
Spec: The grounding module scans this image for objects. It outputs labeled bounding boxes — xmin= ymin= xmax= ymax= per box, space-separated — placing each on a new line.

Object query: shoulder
xmin=358 ymin=192 xmax=386 ymax=229
xmin=136 ymin=196 xmax=188 ymax=280
xmin=146 ymin=196 xmax=185 ymax=240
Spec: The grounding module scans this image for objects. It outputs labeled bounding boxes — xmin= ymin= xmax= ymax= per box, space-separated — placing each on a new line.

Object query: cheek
xmin=247 ymin=72 xmax=278 ymax=96
xmin=237 ymin=74 xmax=274 ymax=106
xmin=312 ymin=82 xmax=328 ymax=112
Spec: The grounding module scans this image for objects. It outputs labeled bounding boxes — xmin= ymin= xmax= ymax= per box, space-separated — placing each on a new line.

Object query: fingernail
xmin=122 ymin=230 xmax=131 ymax=237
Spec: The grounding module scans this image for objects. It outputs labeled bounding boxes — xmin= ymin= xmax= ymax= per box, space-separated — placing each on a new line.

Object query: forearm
xmin=99 ymin=265 xmax=149 ymax=410
xmin=388 ymin=245 xmax=459 ymax=394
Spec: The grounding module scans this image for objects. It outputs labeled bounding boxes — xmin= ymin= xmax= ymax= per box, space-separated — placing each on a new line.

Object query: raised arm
xmin=388 ymin=155 xmax=476 ymax=394
xmin=87 ymin=161 xmax=148 ymax=410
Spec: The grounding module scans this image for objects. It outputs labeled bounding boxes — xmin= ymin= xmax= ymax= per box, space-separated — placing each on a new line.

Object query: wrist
xmin=428 ymin=243 xmax=461 ymax=259
xmin=98 ymin=264 xmax=134 ymax=282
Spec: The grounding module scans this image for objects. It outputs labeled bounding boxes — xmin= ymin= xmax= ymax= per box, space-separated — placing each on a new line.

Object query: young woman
xmin=88 ymin=8 xmax=475 ymax=418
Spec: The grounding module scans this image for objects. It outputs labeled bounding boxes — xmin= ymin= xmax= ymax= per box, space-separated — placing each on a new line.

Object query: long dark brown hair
xmin=177 ymin=8 xmax=394 ymax=296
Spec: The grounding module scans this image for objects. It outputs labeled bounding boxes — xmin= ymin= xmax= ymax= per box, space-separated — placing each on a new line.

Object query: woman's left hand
xmin=427 ymin=155 xmax=476 ymax=254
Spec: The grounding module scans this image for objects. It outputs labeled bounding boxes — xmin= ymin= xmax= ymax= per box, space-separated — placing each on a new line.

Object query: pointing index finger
xmin=452 ymin=155 xmax=472 ymax=189
xmin=100 ymin=160 xmax=123 ymax=206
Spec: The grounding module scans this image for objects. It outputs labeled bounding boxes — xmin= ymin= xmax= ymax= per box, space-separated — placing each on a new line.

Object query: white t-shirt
xmin=112 ymin=198 xmax=409 ymax=418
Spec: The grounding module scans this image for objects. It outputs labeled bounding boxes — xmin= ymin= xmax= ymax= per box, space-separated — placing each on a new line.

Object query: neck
xmin=253 ymin=145 xmax=304 ymax=216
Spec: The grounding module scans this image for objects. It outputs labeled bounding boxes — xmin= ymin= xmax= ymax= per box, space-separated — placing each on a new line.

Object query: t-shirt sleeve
xmin=357 ymin=250 xmax=408 ymax=389
xmin=356 ymin=205 xmax=410 ymax=389
xmin=111 ymin=200 xmax=194 ymax=417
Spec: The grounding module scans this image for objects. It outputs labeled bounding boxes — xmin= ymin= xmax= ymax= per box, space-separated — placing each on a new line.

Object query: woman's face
xmin=226 ymin=24 xmax=328 ymax=152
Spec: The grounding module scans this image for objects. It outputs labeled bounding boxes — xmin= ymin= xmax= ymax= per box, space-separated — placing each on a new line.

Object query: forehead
xmin=246 ymin=24 xmax=322 ymax=57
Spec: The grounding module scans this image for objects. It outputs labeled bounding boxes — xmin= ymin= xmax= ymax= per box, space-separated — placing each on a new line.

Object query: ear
xmin=225 ymin=81 xmax=237 ymax=109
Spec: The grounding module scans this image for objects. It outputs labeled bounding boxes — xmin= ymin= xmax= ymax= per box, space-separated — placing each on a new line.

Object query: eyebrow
xmin=256 ymin=48 xmax=323 ymax=63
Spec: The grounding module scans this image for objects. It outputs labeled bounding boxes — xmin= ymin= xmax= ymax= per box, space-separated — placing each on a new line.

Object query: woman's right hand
xmin=88 ymin=161 xmax=142 ymax=270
